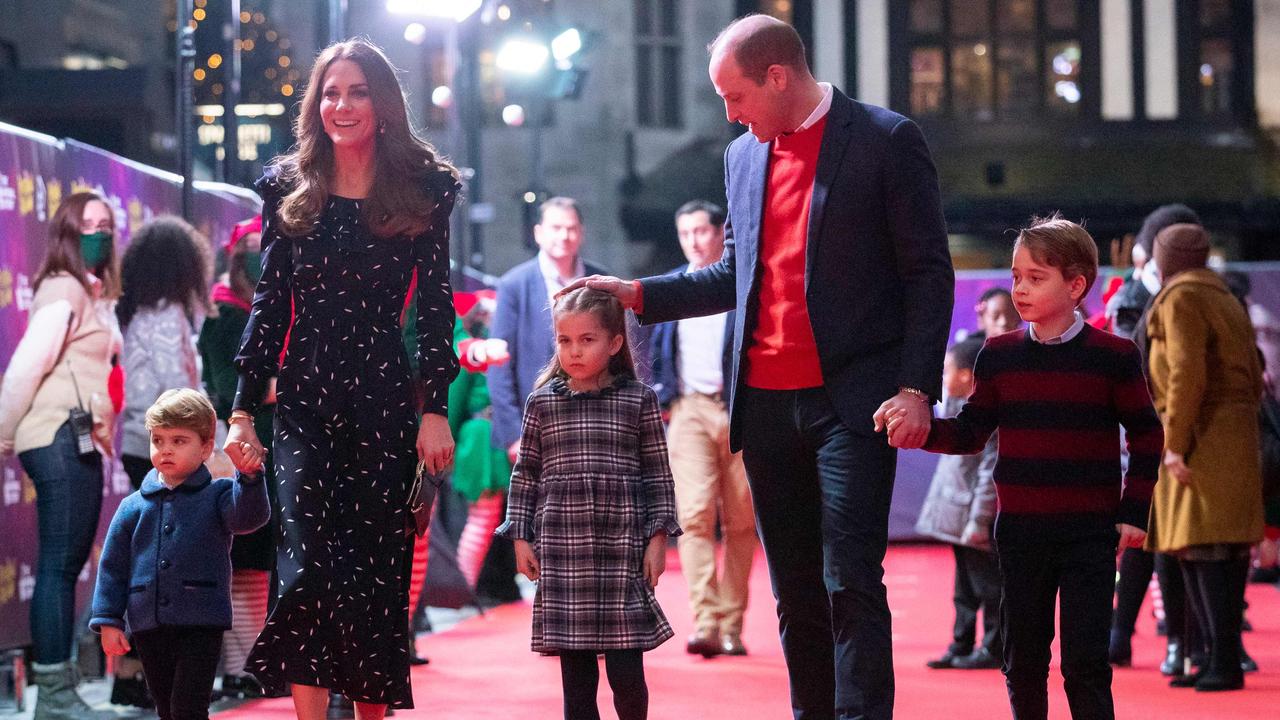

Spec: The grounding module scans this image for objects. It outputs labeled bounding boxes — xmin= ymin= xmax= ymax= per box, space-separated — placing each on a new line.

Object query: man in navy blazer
xmin=488 ymin=197 xmax=608 ymax=461
xmin=568 ymin=16 xmax=953 ymax=720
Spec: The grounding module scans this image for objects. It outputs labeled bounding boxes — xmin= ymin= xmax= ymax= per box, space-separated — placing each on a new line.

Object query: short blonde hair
xmin=1014 ymin=213 xmax=1099 ymax=305
xmin=145 ymin=388 xmax=216 ymax=443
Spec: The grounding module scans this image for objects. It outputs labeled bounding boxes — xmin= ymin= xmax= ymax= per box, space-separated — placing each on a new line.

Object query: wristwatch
xmin=899 ymin=387 xmax=929 ymax=403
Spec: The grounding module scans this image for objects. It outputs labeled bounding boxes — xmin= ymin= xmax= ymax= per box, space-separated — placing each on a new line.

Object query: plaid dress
xmin=497 ymin=375 xmax=682 ymax=652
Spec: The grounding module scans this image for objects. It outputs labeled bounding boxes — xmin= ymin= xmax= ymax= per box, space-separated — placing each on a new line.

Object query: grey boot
xmin=31 ymin=661 xmax=116 ymax=720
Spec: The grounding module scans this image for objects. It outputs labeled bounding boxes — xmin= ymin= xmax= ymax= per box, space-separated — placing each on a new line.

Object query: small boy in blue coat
xmin=90 ymin=388 xmax=269 ymax=720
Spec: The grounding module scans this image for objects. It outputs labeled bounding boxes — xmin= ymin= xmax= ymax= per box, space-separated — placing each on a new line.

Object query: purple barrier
xmin=0 ymin=122 xmax=259 ymax=650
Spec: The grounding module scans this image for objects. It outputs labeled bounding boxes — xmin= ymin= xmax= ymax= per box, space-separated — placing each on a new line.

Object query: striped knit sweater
xmin=924 ymin=324 xmax=1164 ymax=544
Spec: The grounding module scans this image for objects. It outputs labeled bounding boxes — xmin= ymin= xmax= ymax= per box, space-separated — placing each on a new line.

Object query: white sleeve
xmin=0 ymin=300 xmax=74 ymax=443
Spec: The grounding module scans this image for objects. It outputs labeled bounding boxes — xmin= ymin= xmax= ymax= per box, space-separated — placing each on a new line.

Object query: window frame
xmin=634 ymin=0 xmax=684 ymax=129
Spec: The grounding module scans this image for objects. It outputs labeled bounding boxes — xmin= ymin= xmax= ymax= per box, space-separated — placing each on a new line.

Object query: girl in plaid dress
xmin=497 ymin=288 xmax=681 ymax=720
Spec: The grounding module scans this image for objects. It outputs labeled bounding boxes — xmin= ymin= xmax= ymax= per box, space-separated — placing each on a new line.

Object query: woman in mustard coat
xmin=1145 ymin=223 xmax=1263 ymax=692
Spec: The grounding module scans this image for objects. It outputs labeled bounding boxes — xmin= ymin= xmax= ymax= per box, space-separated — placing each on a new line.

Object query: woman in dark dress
xmin=223 ymin=39 xmax=459 ymax=720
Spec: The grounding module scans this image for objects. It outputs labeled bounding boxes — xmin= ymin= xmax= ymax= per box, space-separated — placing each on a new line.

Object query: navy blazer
xmin=90 ymin=466 xmax=270 ymax=634
xmin=649 ymin=264 xmax=735 ymax=408
xmin=488 ymin=256 xmax=608 ymax=449
xmin=638 ymin=90 xmax=954 ymax=452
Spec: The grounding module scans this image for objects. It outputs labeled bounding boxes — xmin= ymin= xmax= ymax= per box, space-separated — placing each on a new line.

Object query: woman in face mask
xmin=196 ymin=215 xmax=284 ymax=700
xmin=0 ymin=191 xmax=123 ymax=719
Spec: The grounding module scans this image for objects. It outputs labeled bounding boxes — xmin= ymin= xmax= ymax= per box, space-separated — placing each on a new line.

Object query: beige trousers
xmin=667 ymin=393 xmax=757 ymax=636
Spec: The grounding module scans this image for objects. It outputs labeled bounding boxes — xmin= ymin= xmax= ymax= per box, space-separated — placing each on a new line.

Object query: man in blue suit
xmin=488 ymin=197 xmax=608 ymax=463
xmin=567 ymin=15 xmax=954 ymax=720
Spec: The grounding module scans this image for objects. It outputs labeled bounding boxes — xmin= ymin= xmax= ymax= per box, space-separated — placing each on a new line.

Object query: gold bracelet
xmin=900 ymin=387 xmax=929 ymax=403
xmin=228 ymin=411 xmax=254 ymax=426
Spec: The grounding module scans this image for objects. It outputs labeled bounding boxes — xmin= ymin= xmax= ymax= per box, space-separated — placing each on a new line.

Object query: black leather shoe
xmin=926 ymin=650 xmax=966 ymax=669
xmin=720 ymin=633 xmax=747 ymax=656
xmin=1195 ymin=672 xmax=1244 ymax=692
xmin=952 ymin=648 xmax=1001 ymax=670
xmin=1241 ymin=646 xmax=1258 ymax=673
xmin=686 ymin=630 xmax=721 ymax=658
xmin=1170 ymin=671 xmax=1202 ymax=688
xmin=110 ymin=673 xmax=154 ymax=708
xmin=1160 ymin=640 xmax=1185 ymax=676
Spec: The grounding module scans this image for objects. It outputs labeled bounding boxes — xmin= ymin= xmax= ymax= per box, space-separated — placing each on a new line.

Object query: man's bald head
xmin=708 ymin=14 xmax=809 ymax=85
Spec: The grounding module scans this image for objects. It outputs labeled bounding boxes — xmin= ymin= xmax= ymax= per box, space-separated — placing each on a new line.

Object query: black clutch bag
xmin=406 ymin=461 xmax=445 ymax=537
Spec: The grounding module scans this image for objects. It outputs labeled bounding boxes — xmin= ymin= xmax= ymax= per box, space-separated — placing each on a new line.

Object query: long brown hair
xmin=535 ymin=288 xmax=637 ymax=389
xmin=274 ymin=38 xmax=458 ymax=238
xmin=34 ymin=191 xmax=121 ymax=299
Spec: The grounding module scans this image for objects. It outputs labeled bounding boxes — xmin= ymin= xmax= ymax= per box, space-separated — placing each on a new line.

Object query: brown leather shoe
xmin=720 ymin=633 xmax=748 ymax=656
xmin=686 ymin=630 xmax=722 ymax=657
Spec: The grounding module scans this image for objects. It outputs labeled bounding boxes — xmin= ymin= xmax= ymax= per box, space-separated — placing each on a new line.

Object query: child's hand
xmin=1163 ymin=450 xmax=1191 ymax=485
xmin=514 ymin=539 xmax=540 ymax=581
xmin=1116 ymin=523 xmax=1147 ymax=549
xmin=100 ymin=626 xmax=131 ymax=656
xmin=643 ymin=534 xmax=667 ymax=588
xmin=961 ymin=521 xmax=989 ymax=549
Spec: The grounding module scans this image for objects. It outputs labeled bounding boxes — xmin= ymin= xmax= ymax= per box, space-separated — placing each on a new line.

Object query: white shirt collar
xmin=795 ymin=82 xmax=834 ymax=132
xmin=1139 ymin=265 xmax=1162 ymax=295
xmin=537 ymin=250 xmax=584 ymax=295
xmin=1029 ymin=310 xmax=1086 ymax=345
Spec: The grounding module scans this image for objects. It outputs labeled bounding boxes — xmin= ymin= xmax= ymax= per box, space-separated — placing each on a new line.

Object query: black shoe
xmin=1170 ymin=671 xmax=1202 ymax=688
xmin=1155 ymin=618 xmax=1168 ymax=636
xmin=409 ymin=653 xmax=430 ymax=666
xmin=1241 ymin=647 xmax=1258 ymax=673
xmin=1160 ymin=640 xmax=1185 ymax=677
xmin=110 ymin=673 xmax=154 ymax=708
xmin=686 ymin=630 xmax=722 ymax=658
xmin=951 ymin=648 xmax=1001 ymax=670
xmin=926 ymin=649 xmax=967 ymax=669
xmin=1107 ymin=631 xmax=1132 ymax=667
xmin=1195 ymin=672 xmax=1245 ymax=692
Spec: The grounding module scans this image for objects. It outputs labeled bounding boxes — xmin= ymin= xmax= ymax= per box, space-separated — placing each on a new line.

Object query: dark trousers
xmin=559 ymin=650 xmax=647 ymax=720
xmin=1111 ymin=548 xmax=1186 ymax=642
xmin=998 ymin=536 xmax=1116 ymax=720
xmin=950 ymin=544 xmax=1002 ymax=656
xmin=17 ymin=421 xmax=104 ymax=664
xmin=739 ymin=387 xmax=897 ymax=720
xmin=1181 ymin=555 xmax=1249 ymax=681
xmin=133 ymin=626 xmax=223 ymax=720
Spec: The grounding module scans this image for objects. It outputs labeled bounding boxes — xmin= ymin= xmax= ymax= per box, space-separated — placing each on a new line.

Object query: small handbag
xmin=406 ymin=461 xmax=445 ymax=537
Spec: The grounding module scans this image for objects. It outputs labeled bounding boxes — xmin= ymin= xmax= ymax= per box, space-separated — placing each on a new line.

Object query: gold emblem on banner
xmin=128 ymin=198 xmax=143 ymax=235
xmin=71 ymin=179 xmax=93 ymax=196
xmin=47 ymin=179 xmax=62 ymax=216
xmin=0 ymin=560 xmax=15 ymax=604
xmin=0 ymin=268 xmax=13 ymax=309
xmin=17 ymin=173 xmax=35 ymax=216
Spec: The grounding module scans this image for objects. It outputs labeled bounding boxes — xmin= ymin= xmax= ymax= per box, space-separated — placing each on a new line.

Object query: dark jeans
xmin=739 ymin=387 xmax=897 ymax=720
xmin=950 ymin=544 xmax=1002 ymax=656
xmin=1111 ymin=548 xmax=1186 ymax=644
xmin=559 ymin=650 xmax=646 ymax=720
xmin=999 ymin=536 xmax=1117 ymax=720
xmin=1181 ymin=554 xmax=1249 ymax=681
xmin=122 ymin=453 xmax=153 ymax=490
xmin=133 ymin=626 xmax=223 ymax=720
xmin=17 ymin=421 xmax=104 ymax=665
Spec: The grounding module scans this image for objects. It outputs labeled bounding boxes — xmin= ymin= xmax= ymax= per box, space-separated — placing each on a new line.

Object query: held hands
xmin=417 ymin=413 xmax=455 ymax=475
xmin=1163 ymin=449 xmax=1191 ymax=486
xmin=100 ymin=626 xmax=131 ymax=656
xmin=224 ymin=419 xmax=266 ymax=474
xmin=470 ymin=338 xmax=510 ymax=368
xmin=1117 ymin=523 xmax=1148 ymax=549
xmin=507 ymin=441 xmax=520 ymax=466
xmin=960 ymin=521 xmax=990 ymax=549
xmin=557 ymin=275 xmax=639 ymax=308
xmin=514 ymin=539 xmax=540 ymax=581
xmin=643 ymin=534 xmax=667 ymax=588
xmin=872 ymin=390 xmax=932 ymax=449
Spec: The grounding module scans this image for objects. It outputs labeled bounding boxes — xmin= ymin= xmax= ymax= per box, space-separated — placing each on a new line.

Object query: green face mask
xmin=79 ymin=232 xmax=112 ymax=270
xmin=242 ymin=251 xmax=263 ymax=285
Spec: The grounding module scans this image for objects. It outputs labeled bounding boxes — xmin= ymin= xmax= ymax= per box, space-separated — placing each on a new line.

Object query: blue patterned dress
xmin=233 ymin=167 xmax=459 ymax=708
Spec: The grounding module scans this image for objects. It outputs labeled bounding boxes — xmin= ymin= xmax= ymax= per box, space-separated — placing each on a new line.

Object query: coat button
xmin=159 ymin=597 xmax=170 ymax=607
xmin=163 ymin=524 xmax=174 ymax=534
xmin=160 ymin=560 xmax=170 ymax=570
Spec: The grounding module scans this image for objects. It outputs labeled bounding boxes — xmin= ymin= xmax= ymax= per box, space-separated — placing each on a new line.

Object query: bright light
xmin=194 ymin=103 xmax=287 ymax=117
xmin=497 ymin=5 xmax=512 ymax=20
xmin=1054 ymin=81 xmax=1081 ymax=104
xmin=551 ymin=28 xmax=582 ymax=62
xmin=431 ymin=85 xmax=454 ymax=108
xmin=523 ymin=191 xmax=537 ymax=203
xmin=386 ymin=0 xmax=482 ymax=22
xmin=404 ymin=22 xmax=428 ymax=44
xmin=496 ymin=38 xmax=549 ymax=75
xmin=502 ymin=104 xmax=526 ymax=127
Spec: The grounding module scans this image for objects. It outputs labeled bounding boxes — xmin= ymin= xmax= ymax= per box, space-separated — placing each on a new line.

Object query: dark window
xmin=906 ymin=0 xmax=1085 ymax=120
xmin=635 ymin=0 xmax=682 ymax=128
xmin=1196 ymin=0 xmax=1234 ymax=117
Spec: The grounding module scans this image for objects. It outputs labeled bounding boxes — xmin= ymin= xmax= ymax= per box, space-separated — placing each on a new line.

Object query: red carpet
xmin=223 ymin=545 xmax=1280 ymax=718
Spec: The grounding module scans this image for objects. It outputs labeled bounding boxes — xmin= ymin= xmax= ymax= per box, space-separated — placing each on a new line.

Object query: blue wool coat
xmin=89 ymin=466 xmax=270 ymax=634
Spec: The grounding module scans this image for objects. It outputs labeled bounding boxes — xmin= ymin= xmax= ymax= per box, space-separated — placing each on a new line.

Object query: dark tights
xmin=559 ymin=649 xmax=647 ymax=720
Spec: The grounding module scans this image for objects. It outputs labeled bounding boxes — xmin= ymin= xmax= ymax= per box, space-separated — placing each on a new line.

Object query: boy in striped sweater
xmin=878 ymin=214 xmax=1163 ymax=720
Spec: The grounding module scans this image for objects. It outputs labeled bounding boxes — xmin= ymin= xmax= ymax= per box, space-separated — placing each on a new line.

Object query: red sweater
xmin=745 ymin=116 xmax=827 ymax=390
xmin=924 ymin=325 xmax=1164 ymax=544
